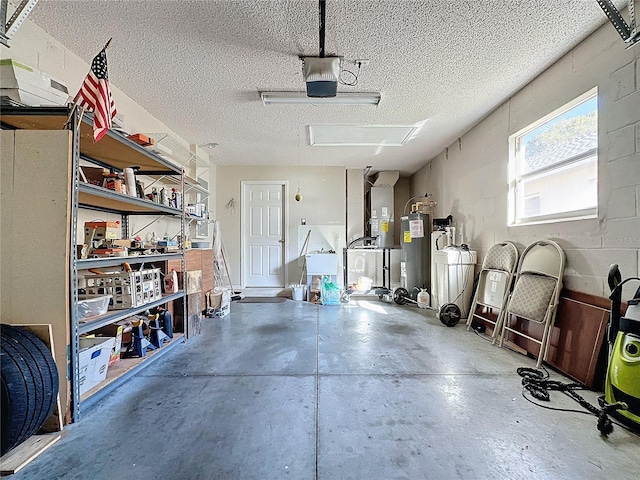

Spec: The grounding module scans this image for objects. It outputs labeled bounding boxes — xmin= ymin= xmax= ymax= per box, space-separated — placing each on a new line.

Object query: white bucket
xmin=291 ymin=284 xmax=306 ymax=301
xmin=355 ymin=276 xmax=373 ymax=292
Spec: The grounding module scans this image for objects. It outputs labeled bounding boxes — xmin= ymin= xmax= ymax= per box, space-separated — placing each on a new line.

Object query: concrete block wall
xmin=411 ymin=20 xmax=639 ymax=300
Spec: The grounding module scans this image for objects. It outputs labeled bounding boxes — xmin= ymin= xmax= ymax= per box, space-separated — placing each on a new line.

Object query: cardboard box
xmin=177 ymin=270 xmax=202 ymax=294
xmin=84 ymin=221 xmax=120 ymax=244
xmin=92 ymin=325 xmax=124 ymax=365
xmin=217 ymin=303 xmax=230 ymax=318
xmin=79 ymin=166 xmax=107 ymax=187
xmin=79 ymin=337 xmax=116 ymax=395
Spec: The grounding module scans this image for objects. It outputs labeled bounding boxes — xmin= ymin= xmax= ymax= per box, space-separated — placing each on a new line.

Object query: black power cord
xmin=516 ymin=366 xmax=636 ymax=437
xmin=339 ymin=61 xmax=361 ymax=86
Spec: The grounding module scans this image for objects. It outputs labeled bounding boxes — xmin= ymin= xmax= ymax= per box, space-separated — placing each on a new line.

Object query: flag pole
xmin=63 ymin=38 xmax=112 ymax=129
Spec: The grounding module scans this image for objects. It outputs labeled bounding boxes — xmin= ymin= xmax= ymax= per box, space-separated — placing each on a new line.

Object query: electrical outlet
xmin=355 ymin=59 xmax=370 ymax=66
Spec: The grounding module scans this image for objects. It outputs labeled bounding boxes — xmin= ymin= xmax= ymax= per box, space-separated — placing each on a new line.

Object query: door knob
xmin=279 ymin=239 xmax=285 ymax=243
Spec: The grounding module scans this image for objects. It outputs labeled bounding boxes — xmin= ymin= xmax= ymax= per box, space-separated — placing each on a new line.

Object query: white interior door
xmin=242 ymin=182 xmax=286 ymax=287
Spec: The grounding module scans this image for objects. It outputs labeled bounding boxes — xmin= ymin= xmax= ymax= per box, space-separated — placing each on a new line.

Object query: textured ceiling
xmin=27 ymin=0 xmax=616 ymax=175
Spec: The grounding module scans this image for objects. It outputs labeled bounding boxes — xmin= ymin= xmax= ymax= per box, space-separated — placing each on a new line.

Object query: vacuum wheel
xmin=440 ymin=303 xmax=462 ymax=327
xmin=393 ymin=287 xmax=410 ymax=305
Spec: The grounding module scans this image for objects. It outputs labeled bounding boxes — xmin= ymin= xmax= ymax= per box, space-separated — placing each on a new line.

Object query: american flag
xmin=73 ymin=46 xmax=117 ymax=142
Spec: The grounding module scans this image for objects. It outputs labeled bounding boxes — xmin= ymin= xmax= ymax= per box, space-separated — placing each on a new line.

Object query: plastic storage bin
xmin=77 ymin=295 xmax=112 ymax=319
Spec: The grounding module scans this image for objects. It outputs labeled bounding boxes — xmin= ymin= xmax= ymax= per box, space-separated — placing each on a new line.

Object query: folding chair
xmin=466 ymin=241 xmax=519 ymax=342
xmin=498 ymin=240 xmax=565 ymax=367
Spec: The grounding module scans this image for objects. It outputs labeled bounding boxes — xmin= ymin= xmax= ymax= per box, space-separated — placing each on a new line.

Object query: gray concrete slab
xmin=318 ymin=374 xmax=638 ymax=480
xmin=16 ymin=374 xmax=316 ymax=480
xmin=319 ymin=299 xmax=519 ymax=375
xmin=8 ymin=299 xmax=640 ymax=479
xmin=145 ymin=301 xmax=319 ymax=376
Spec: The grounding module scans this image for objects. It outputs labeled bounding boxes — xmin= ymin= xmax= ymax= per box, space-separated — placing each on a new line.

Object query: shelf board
xmin=78 ymin=253 xmax=183 ymax=270
xmin=185 ymin=178 xmax=209 ymax=195
xmin=80 ymin=333 xmax=185 ymax=405
xmin=158 ymin=172 xmax=208 ymax=196
xmin=186 ymin=214 xmax=208 ymax=223
xmin=144 ymin=132 xmax=211 ymax=167
xmin=79 ymin=183 xmax=182 ymax=214
xmin=78 ymin=292 xmax=185 ymax=334
xmin=0 ymin=107 xmax=181 ymax=174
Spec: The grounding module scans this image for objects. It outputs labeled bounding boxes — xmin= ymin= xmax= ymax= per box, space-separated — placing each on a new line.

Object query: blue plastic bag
xmin=321 ymin=276 xmax=341 ymax=305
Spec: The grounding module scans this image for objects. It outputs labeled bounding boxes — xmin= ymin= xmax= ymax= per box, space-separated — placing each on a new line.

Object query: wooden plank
xmin=0 ymin=433 xmax=61 ymax=475
xmin=506 ymin=289 xmax=610 ymax=387
xmin=1 ymin=130 xmax=72 ymax=423
xmin=201 ymin=248 xmax=214 ymax=268
xmin=185 ymin=249 xmax=202 ymax=271
xmin=0 ymin=114 xmax=179 ymax=173
xmin=546 ymin=293 xmax=609 ymax=388
xmin=501 ymin=339 xmax=528 ymax=355
xmin=166 ymin=259 xmax=182 ymax=272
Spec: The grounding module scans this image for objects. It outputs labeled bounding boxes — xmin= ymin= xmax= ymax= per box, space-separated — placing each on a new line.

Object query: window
xmin=508 ymin=88 xmax=598 ymax=225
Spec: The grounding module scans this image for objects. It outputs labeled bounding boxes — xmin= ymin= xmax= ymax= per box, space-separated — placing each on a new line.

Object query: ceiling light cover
xmin=261 ymin=92 xmax=381 ymax=105
xmin=309 ymin=125 xmax=417 ymax=146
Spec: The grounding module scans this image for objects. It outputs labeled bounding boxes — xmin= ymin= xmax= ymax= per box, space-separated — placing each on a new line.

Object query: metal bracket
xmin=1 ymin=0 xmax=38 ymax=47
xmin=596 ymin=0 xmax=640 ymax=48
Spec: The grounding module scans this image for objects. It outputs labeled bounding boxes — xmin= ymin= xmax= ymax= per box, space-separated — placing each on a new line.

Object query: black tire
xmin=0 ymin=325 xmax=59 ymax=456
xmin=2 ymin=326 xmax=58 ymax=438
xmin=3 ymin=326 xmax=58 ymax=419
xmin=1 ymin=332 xmax=45 ymax=445
xmin=0 ymin=335 xmax=36 ymax=455
xmin=1 ymin=353 xmax=29 ymax=456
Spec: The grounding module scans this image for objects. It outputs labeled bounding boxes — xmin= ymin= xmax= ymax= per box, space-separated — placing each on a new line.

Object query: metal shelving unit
xmin=143 ymin=132 xmax=212 ymax=239
xmin=1 ymin=105 xmax=188 ymax=422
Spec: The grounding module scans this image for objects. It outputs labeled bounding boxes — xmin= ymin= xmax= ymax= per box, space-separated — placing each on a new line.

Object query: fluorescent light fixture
xmin=260 ymin=91 xmax=381 ymax=105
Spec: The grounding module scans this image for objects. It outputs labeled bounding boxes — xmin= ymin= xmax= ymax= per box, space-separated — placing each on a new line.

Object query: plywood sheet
xmin=0 ymin=433 xmax=61 ymax=475
xmin=1 ymin=130 xmax=72 ymax=422
xmin=506 ymin=290 xmax=609 ymax=387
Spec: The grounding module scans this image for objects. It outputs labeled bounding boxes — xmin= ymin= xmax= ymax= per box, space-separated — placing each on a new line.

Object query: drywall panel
xmin=216 ymin=165 xmax=345 ymax=289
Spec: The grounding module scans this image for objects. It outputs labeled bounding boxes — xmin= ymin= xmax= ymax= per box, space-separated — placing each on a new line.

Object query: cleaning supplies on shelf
xmin=164 ymin=269 xmax=178 ymax=294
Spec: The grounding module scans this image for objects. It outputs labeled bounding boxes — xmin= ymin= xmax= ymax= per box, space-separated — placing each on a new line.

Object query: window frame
xmin=508 ymin=87 xmax=598 ymax=226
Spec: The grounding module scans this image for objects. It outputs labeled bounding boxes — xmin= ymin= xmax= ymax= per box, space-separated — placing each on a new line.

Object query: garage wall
xmin=411 ymin=20 xmax=640 ymax=299
xmin=1 ymin=19 xmax=190 ymax=151
xmin=1 ymin=19 xmax=216 ymax=243
xmin=216 ymin=165 xmax=346 ymax=290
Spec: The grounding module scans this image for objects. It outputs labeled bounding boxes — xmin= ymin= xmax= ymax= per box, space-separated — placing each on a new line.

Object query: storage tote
xmin=83 ymin=268 xmax=162 ymax=309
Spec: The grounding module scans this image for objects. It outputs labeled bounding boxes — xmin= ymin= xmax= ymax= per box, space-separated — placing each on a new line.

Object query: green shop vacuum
xmin=603 ymin=264 xmax=640 ymax=431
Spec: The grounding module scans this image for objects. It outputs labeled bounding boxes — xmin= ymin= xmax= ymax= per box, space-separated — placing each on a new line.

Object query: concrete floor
xmin=12 ymin=299 xmax=640 ymax=480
